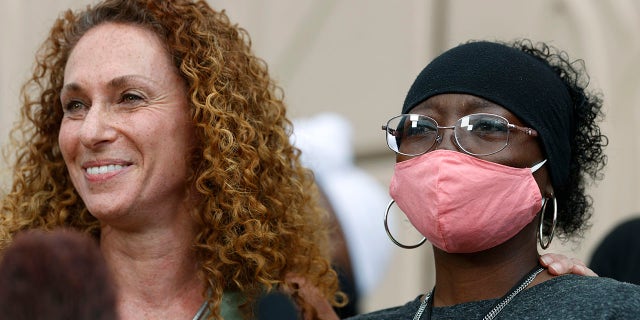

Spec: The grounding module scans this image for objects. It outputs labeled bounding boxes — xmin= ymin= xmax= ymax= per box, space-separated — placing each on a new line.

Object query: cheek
xmin=146 ymin=119 xmax=194 ymax=163
xmin=58 ymin=121 xmax=78 ymax=161
xmin=172 ymin=126 xmax=196 ymax=164
xmin=171 ymin=112 xmax=196 ymax=153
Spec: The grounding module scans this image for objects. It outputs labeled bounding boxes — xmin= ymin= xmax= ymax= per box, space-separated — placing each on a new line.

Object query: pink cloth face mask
xmin=390 ymin=150 xmax=545 ymax=253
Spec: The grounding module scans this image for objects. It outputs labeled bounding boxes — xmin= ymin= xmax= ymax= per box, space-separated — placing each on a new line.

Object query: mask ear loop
xmin=384 ymin=199 xmax=427 ymax=249
xmin=538 ymin=197 xmax=557 ymax=249
xmin=530 ymin=159 xmax=547 ymax=173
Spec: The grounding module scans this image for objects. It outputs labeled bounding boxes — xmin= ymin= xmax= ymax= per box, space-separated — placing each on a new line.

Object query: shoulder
xmin=346 ymin=296 xmax=422 ymax=320
xmin=531 ymin=274 xmax=640 ymax=301
xmin=510 ymin=274 xmax=640 ymax=318
xmin=539 ymin=274 xmax=640 ymax=296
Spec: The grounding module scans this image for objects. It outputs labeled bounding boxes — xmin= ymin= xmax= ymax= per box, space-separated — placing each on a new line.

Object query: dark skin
xmin=400 ymin=93 xmax=557 ymax=307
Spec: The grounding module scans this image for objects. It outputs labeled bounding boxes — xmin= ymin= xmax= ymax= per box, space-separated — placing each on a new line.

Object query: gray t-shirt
xmin=347 ymin=275 xmax=640 ymax=319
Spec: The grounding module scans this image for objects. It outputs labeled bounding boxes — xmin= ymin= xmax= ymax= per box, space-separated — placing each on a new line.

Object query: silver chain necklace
xmin=413 ymin=266 xmax=544 ymax=320
xmin=413 ymin=291 xmax=431 ymax=320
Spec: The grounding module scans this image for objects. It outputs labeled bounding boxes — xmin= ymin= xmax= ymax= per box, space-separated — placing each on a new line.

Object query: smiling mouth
xmin=85 ymin=164 xmax=126 ymax=175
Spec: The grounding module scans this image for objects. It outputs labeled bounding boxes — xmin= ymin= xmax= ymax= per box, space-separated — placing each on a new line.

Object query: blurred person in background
xmin=292 ymin=112 xmax=394 ymax=317
xmin=589 ymin=216 xmax=640 ymax=285
xmin=0 ymin=228 xmax=118 ymax=320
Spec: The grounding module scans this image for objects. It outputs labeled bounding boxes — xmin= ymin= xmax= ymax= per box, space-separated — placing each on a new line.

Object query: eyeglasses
xmin=382 ymin=113 xmax=538 ymax=156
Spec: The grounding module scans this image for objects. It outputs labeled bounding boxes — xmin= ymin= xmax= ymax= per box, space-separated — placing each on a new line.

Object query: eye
xmin=121 ymin=92 xmax=144 ymax=103
xmin=63 ymin=100 xmax=86 ymax=113
xmin=405 ymin=119 xmax=437 ymax=137
xmin=417 ymin=120 xmax=438 ymax=133
xmin=470 ymin=118 xmax=507 ymax=133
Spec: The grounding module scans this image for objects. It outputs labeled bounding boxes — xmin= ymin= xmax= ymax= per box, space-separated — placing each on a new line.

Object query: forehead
xmin=63 ymin=22 xmax=173 ymax=85
xmin=409 ymin=93 xmax=526 ymax=125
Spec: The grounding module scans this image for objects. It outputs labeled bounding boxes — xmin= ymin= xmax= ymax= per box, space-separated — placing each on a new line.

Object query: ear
xmin=533 ymin=165 xmax=554 ymax=199
xmin=543 ymin=186 xmax=554 ymax=199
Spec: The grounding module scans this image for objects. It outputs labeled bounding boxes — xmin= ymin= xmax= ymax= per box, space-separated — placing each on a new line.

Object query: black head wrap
xmin=402 ymin=41 xmax=573 ymax=190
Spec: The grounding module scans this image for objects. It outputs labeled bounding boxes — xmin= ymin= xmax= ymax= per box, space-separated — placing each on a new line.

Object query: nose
xmin=434 ymin=126 xmax=459 ymax=152
xmin=79 ymin=105 xmax=117 ymax=149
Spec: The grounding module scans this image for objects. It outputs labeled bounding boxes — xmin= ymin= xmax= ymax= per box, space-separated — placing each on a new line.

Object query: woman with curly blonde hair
xmin=0 ymin=0 xmax=342 ymax=319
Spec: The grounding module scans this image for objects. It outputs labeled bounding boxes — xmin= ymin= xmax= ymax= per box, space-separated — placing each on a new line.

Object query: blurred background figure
xmin=0 ymin=228 xmax=118 ymax=320
xmin=292 ymin=112 xmax=394 ymax=316
xmin=589 ymin=217 xmax=640 ymax=285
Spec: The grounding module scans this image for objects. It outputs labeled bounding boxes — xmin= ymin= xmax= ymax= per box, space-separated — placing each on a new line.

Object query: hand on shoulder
xmin=539 ymin=253 xmax=598 ymax=277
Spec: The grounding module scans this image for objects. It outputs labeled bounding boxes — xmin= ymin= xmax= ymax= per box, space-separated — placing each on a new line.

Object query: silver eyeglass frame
xmin=381 ymin=113 xmax=538 ymax=157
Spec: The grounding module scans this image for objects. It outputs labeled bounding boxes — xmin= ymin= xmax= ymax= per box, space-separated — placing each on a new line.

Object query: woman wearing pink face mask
xmin=349 ymin=40 xmax=640 ymax=319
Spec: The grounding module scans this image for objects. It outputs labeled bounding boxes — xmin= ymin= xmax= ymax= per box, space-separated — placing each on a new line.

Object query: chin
xmin=84 ymin=200 xmax=130 ymax=222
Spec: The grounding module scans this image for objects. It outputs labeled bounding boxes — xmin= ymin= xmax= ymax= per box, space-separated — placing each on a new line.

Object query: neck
xmin=100 ymin=213 xmax=206 ymax=320
xmin=431 ymin=221 xmax=549 ymax=307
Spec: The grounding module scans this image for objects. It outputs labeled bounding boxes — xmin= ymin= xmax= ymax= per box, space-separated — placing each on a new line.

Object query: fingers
xmin=539 ymin=253 xmax=566 ymax=274
xmin=284 ymin=273 xmax=340 ymax=320
xmin=539 ymin=253 xmax=598 ymax=276
xmin=571 ymin=263 xmax=598 ymax=277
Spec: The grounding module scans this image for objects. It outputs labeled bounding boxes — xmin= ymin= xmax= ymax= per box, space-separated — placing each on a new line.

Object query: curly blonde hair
xmin=0 ymin=0 xmax=342 ymax=318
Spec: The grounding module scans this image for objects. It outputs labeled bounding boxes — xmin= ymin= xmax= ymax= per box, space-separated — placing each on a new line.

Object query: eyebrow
xmin=464 ymin=97 xmax=498 ymax=109
xmin=108 ymin=75 xmax=155 ymax=89
xmin=61 ymin=75 xmax=155 ymax=94
xmin=60 ymin=82 xmax=82 ymax=95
